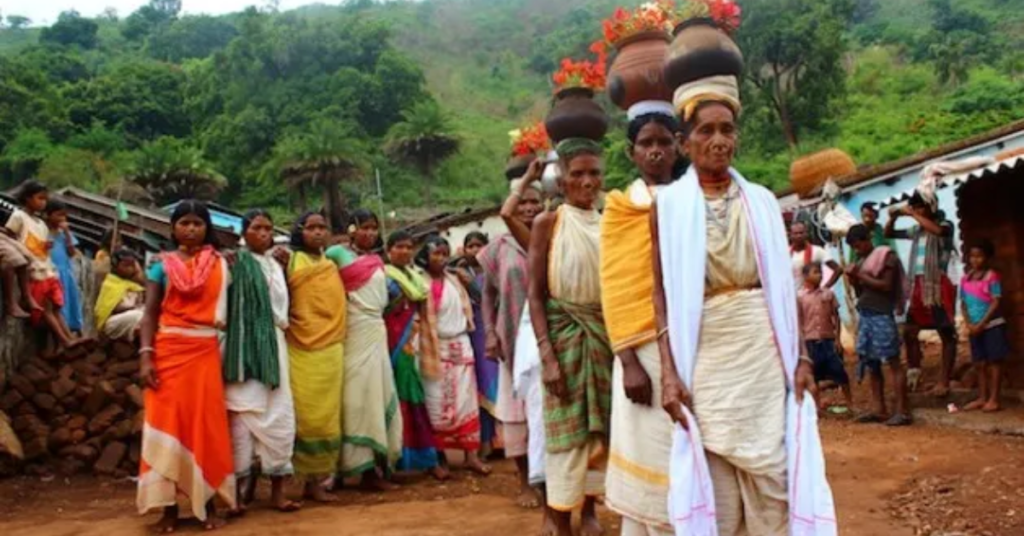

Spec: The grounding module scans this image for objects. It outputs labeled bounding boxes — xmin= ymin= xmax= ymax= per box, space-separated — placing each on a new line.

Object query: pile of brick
xmin=0 ymin=341 xmax=142 ymax=478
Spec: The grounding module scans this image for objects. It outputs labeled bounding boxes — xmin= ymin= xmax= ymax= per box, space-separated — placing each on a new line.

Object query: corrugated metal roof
xmin=878 ymin=155 xmax=1024 ymax=208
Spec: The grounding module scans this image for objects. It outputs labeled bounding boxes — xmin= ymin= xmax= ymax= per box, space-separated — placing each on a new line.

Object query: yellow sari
xmin=287 ymin=251 xmax=347 ymax=477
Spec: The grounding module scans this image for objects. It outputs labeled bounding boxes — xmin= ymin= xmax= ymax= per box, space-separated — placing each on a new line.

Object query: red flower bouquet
xmin=509 ymin=123 xmax=551 ymax=157
xmin=602 ymin=1 xmax=676 ymax=47
xmin=552 ymin=41 xmax=608 ymax=93
xmin=674 ymin=0 xmax=742 ymax=34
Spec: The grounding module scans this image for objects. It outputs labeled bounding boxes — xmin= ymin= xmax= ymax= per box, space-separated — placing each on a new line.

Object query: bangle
xmin=139 ymin=347 xmax=155 ymax=355
xmin=657 ymin=327 xmax=669 ymax=339
xmin=798 ymin=356 xmax=813 ymax=366
xmin=537 ymin=337 xmax=550 ymax=347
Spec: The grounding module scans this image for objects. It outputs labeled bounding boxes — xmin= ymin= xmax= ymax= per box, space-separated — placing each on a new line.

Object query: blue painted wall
xmin=817 ymin=131 xmax=1024 ymax=322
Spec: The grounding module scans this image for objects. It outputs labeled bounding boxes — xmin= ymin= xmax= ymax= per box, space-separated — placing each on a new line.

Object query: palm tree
xmin=126 ymin=137 xmax=226 ymax=206
xmin=267 ymin=119 xmax=366 ymax=232
xmin=385 ymin=100 xmax=460 ymax=209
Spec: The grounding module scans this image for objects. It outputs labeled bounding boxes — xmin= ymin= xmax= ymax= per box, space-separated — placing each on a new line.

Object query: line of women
xmin=135 ymin=203 xmax=503 ymax=532
xmin=132 ymin=96 xmax=837 ymax=536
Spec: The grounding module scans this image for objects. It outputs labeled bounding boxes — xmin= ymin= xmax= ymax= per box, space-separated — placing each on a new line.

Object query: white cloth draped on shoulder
xmin=224 ymin=251 xmax=296 ymax=477
xmin=657 ymin=167 xmax=836 ymax=536
xmin=512 ymin=306 xmax=546 ymax=486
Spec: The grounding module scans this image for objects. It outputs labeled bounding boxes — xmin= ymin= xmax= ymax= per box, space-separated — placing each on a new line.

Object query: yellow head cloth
xmin=673 ymin=75 xmax=742 ymax=121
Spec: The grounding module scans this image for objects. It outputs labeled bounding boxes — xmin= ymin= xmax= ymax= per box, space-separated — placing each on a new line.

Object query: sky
xmin=1 ymin=0 xmax=316 ymax=26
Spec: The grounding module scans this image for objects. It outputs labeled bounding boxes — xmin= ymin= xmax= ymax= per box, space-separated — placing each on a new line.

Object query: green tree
xmin=39 ymin=11 xmax=99 ymax=49
xmin=6 ymin=15 xmax=31 ymax=30
xmin=266 ymin=118 xmax=367 ymax=231
xmin=0 ymin=128 xmax=54 ymax=185
xmin=0 ymin=56 xmax=68 ymax=151
xmin=17 ymin=45 xmax=90 ymax=84
xmin=738 ymin=0 xmax=854 ymax=150
xmin=146 ymin=15 xmax=238 ymax=62
xmin=126 ymin=137 xmax=226 ymax=206
xmin=122 ymin=0 xmax=182 ymax=41
xmin=63 ymin=61 xmax=189 ymax=145
xmin=386 ymin=99 xmax=460 ymax=209
xmin=36 ymin=147 xmax=108 ymax=191
xmin=919 ymin=0 xmax=995 ymax=86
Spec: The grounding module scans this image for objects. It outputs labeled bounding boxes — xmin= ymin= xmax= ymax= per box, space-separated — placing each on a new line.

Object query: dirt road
xmin=2 ymin=418 xmax=1022 ymax=536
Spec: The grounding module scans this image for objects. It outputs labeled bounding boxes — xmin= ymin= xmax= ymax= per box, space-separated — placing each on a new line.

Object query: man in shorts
xmin=846 ymin=224 xmax=911 ymax=426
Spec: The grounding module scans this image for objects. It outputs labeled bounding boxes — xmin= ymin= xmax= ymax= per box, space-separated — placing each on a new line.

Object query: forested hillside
xmin=1 ymin=0 xmax=1023 ymax=223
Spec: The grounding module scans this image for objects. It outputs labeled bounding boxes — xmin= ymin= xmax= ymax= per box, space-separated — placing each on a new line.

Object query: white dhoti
xmin=513 ymin=306 xmax=545 ymax=486
xmin=605 ymin=341 xmax=673 ymax=532
xmin=544 ymin=436 xmax=606 ymax=512
xmin=225 ymin=326 xmax=296 ymax=477
xmin=693 ymin=289 xmax=788 ymax=536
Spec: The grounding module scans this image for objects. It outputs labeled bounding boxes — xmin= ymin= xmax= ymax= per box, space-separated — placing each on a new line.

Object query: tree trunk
xmin=323 ymin=175 xmax=346 ymax=234
xmin=420 ymin=157 xmax=434 ymax=210
xmin=771 ymin=66 xmax=799 ymax=151
xmin=296 ymin=183 xmax=308 ymax=213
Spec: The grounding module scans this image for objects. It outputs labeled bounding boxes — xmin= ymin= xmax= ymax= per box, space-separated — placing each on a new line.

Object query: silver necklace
xmin=705 ymin=190 xmax=733 ymax=234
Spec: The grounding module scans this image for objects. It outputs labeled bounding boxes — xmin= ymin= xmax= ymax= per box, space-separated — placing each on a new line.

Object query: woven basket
xmin=790 ymin=149 xmax=856 ymax=198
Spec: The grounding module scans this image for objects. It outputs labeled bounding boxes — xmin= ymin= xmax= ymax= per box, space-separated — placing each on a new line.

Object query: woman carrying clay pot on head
xmin=651 ymin=80 xmax=837 ymax=534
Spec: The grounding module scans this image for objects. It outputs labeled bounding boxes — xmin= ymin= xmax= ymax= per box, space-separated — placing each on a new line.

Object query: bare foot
xmin=465 ymin=459 xmax=492 ymax=476
xmin=225 ymin=504 xmax=246 ymax=518
xmin=242 ymin=474 xmax=258 ymax=505
xmin=303 ymin=482 xmax=338 ymax=503
xmin=982 ymin=401 xmax=1002 ymax=413
xmin=515 ymin=486 xmax=541 ymax=509
xmin=581 ymin=512 xmax=605 ymax=536
xmin=429 ymin=465 xmax=451 ymax=481
xmin=360 ymin=471 xmax=399 ymax=492
xmin=203 ymin=516 xmax=227 ymax=531
xmin=963 ymin=399 xmax=986 ymax=411
xmin=150 ymin=507 xmax=178 ymax=534
xmin=540 ymin=508 xmax=558 ymax=536
xmin=273 ymin=497 xmax=302 ymax=513
xmin=5 ymin=305 xmax=29 ymax=319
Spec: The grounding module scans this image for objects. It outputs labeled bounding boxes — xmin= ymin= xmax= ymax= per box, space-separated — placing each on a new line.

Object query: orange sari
xmin=137 ymin=249 xmax=236 ymax=521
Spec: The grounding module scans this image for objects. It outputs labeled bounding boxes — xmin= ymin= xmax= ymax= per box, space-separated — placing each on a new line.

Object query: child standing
xmin=798 ymin=262 xmax=853 ymax=412
xmin=45 ymin=199 xmax=84 ymax=334
xmin=961 ymin=240 xmax=1010 ymax=413
xmin=6 ymin=181 xmax=86 ymax=348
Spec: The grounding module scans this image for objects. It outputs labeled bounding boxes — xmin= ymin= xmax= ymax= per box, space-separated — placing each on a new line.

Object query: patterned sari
xmin=384 ymin=265 xmax=441 ymax=471
xmin=340 ymin=254 xmax=403 ymax=476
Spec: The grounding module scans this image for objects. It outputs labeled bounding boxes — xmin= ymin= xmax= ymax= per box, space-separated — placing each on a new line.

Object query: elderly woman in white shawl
xmin=650 ymin=80 xmax=836 ymax=535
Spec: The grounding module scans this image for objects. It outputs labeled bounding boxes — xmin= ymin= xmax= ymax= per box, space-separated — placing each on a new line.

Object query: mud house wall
xmin=957 ymin=170 xmax=1024 ymax=388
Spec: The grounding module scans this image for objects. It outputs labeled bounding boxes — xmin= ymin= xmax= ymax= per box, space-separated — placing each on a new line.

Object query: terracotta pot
xmin=544 ymin=88 xmax=609 ymax=144
xmin=504 ymin=153 xmax=536 ymax=180
xmin=664 ymin=18 xmax=743 ymax=91
xmin=608 ymin=31 xmax=673 ymax=111
xmin=789 ymin=148 xmax=857 ymax=199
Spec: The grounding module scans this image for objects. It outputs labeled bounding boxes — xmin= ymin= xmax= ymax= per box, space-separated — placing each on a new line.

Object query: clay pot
xmin=544 ymin=88 xmax=609 ymax=143
xmin=664 ymin=18 xmax=743 ymax=91
xmin=504 ymin=153 xmax=536 ymax=181
xmin=608 ymin=31 xmax=673 ymax=111
xmin=790 ymin=148 xmax=857 ymax=199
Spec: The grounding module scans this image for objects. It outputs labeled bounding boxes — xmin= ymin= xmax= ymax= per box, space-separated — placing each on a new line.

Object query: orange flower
xmin=510 ymin=122 xmax=551 ymax=156
xmin=674 ymin=0 xmax=742 ymax=34
xmin=601 ymin=1 xmax=676 ymax=47
xmin=551 ymin=44 xmax=608 ymax=93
